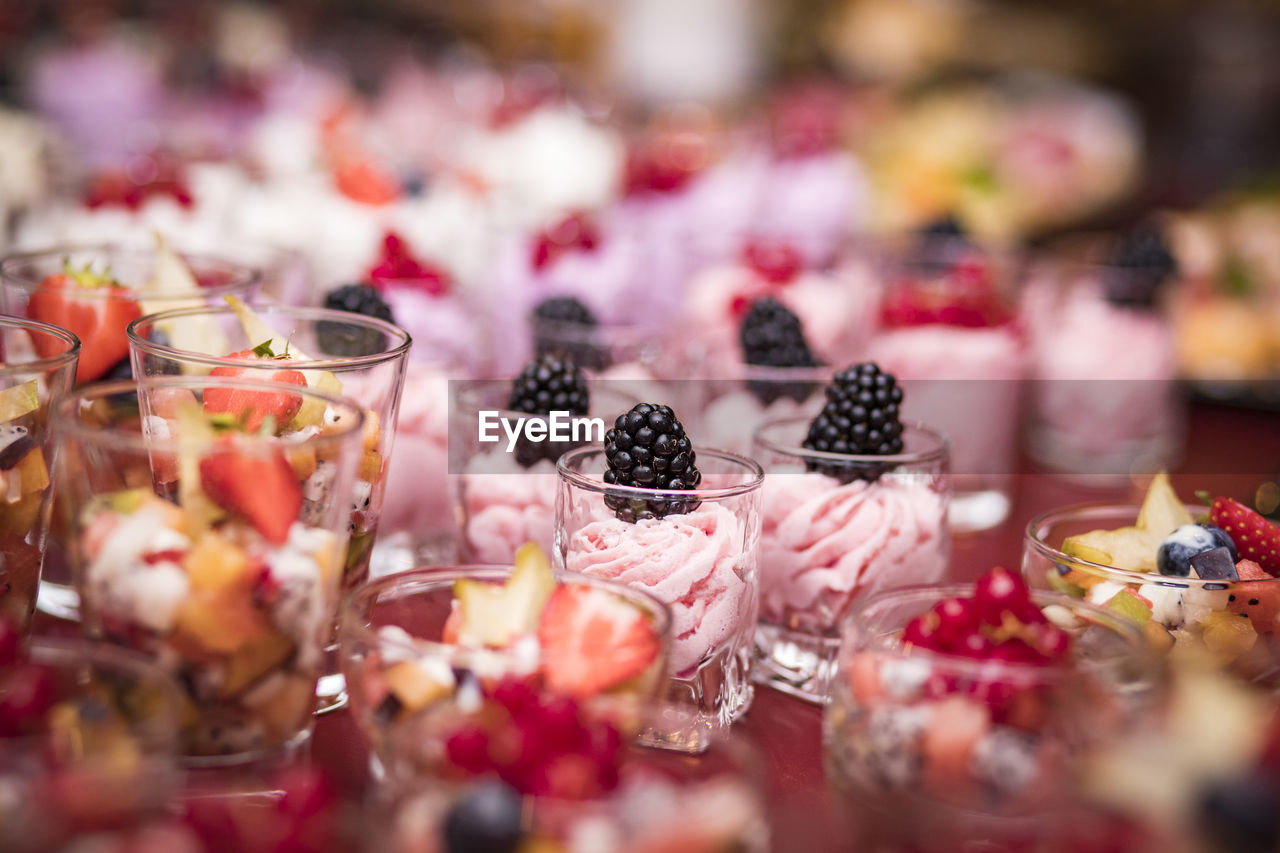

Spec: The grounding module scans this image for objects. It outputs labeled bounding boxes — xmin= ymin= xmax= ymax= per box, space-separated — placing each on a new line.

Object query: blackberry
xmin=317 ymin=283 xmax=395 ymax=356
xmin=918 ymin=215 xmax=967 ymax=240
xmin=738 ymin=297 xmax=822 ymax=405
xmin=531 ymin=296 xmax=608 ymax=371
xmin=603 ymin=403 xmax=701 ymax=522
xmin=507 ymin=354 xmax=590 ymax=468
xmin=802 ymin=363 xmax=905 ymax=483
xmin=1105 ymin=221 xmax=1177 ymax=309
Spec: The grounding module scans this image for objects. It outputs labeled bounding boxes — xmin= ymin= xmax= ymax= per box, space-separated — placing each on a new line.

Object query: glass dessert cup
xmin=1 ymin=245 xmax=261 ymax=622
xmin=0 ymin=636 xmax=183 ymax=853
xmin=866 ymin=235 xmax=1026 ymax=533
xmin=128 ymin=303 xmax=411 ymax=713
xmin=1024 ymin=263 xmax=1184 ymax=481
xmin=339 ymin=564 xmax=672 ymax=791
xmin=824 ymin=585 xmax=1158 ymax=852
xmin=51 ymin=376 xmax=366 ymax=764
xmin=0 ymin=316 xmax=80 ymax=636
xmin=451 ymin=382 xmax=643 ymax=566
xmin=1023 ymin=503 xmax=1280 ymax=684
xmin=751 ymin=417 xmax=951 ymax=704
xmin=691 ymin=364 xmax=833 ymax=458
xmin=555 ymin=445 xmax=764 ymax=754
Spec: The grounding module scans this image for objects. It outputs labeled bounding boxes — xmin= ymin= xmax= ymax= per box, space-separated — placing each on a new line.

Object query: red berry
xmin=953 ymin=630 xmax=993 ymax=659
xmin=741 ymin=239 xmax=802 ymax=285
xmin=1029 ymin=623 xmax=1071 ymax=662
xmin=0 ymin=663 xmax=57 ymax=735
xmin=530 ymin=213 xmax=600 ymax=272
xmin=533 ymin=694 xmax=589 ymax=753
xmin=445 ymin=725 xmax=493 ymax=775
xmin=274 ymin=766 xmax=335 ymax=822
xmin=902 ymin=614 xmax=941 ymax=651
xmin=0 ymin=618 xmax=22 ymax=668
xmin=931 ymin=597 xmax=980 ymax=648
xmin=972 ymin=567 xmax=1032 ymax=625
xmin=492 ymin=678 xmax=538 ymax=715
xmin=990 ymin=638 xmax=1046 ymax=665
xmin=1209 ymin=496 xmax=1280 ymax=576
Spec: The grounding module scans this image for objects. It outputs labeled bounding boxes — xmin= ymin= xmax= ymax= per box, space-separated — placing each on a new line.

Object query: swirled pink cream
xmin=565 ymin=503 xmax=752 ymax=677
xmin=760 ymin=469 xmax=946 ymax=632
xmin=459 ymin=453 xmax=558 ymax=564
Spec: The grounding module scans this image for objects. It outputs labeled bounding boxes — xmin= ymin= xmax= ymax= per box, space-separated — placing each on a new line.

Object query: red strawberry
xmin=1210 ymin=497 xmax=1280 ymax=576
xmin=198 ymin=440 xmax=302 ymax=544
xmin=203 ymin=345 xmax=307 ymax=433
xmin=367 ymin=231 xmax=450 ymax=295
xmin=26 ymin=268 xmax=142 ymax=383
xmin=537 ymin=585 xmax=660 ymax=699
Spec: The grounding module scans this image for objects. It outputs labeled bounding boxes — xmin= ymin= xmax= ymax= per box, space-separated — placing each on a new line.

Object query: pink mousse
xmin=459 ymin=455 xmax=558 ymax=564
xmin=565 ymin=504 xmax=751 ymax=677
xmin=759 ymin=470 xmax=946 ymax=633
xmin=379 ymin=364 xmax=453 ymax=543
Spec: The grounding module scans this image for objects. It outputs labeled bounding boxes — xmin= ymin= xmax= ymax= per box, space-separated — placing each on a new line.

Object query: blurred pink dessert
xmin=565 ymin=503 xmax=750 ymax=677
xmin=459 ymin=454 xmax=558 ymax=565
xmin=759 ymin=470 xmax=946 ymax=632
xmin=698 ymin=386 xmax=813 ymax=457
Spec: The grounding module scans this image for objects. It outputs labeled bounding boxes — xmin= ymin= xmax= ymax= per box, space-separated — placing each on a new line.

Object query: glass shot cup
xmin=751 ymin=417 xmax=951 ymax=704
xmin=0 ymin=316 xmax=80 ymax=635
xmin=51 ymin=376 xmax=365 ymax=764
xmin=555 ymin=445 xmax=764 ymax=753
xmin=824 ymin=584 xmax=1159 ymax=852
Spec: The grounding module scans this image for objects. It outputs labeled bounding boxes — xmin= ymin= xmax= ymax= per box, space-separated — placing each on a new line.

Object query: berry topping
xmin=918 ymin=216 xmax=967 ymax=240
xmin=739 ymin=297 xmax=820 ymax=369
xmin=530 ymin=296 xmax=607 ymax=370
xmin=1105 ymin=221 xmax=1177 ymax=308
xmin=82 ymin=160 xmax=193 ymax=211
xmin=443 ymin=782 xmax=524 ymax=853
xmin=532 ymin=296 xmax=596 ymax=329
xmin=318 ymin=284 xmax=395 ymax=357
xmin=881 ymin=258 xmax=1012 ymax=329
xmin=204 ymin=344 xmax=308 ymax=433
xmin=531 ymin=213 xmax=600 ymax=272
xmin=1157 ymin=523 xmax=1237 ymax=577
xmin=742 ymin=239 xmax=804 ymax=285
xmin=198 ymin=439 xmax=303 ymax=544
xmin=537 ymin=584 xmax=661 ymax=699
xmin=368 ymin=231 xmax=451 ymax=296
xmin=1209 ymin=496 xmax=1280 ymax=576
xmin=506 ymin=355 xmax=590 ymax=468
xmin=26 ymin=263 xmax=143 ymax=384
xmin=623 ymin=123 xmax=711 ymax=195
xmin=802 ymin=363 xmax=905 ymax=483
xmin=603 ymin=403 xmax=701 ymax=522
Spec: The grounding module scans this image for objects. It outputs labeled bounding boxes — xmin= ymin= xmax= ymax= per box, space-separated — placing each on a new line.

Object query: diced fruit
xmin=0 ymin=381 xmax=38 ymax=424
xmin=1143 ymin=619 xmax=1175 ymax=652
xmin=922 ymin=696 xmax=990 ymax=784
xmin=26 ymin=267 xmax=143 ymax=383
xmin=1201 ymin=609 xmax=1258 ymax=659
xmin=451 ymin=542 xmax=557 ymax=647
xmin=848 ymin=653 xmax=884 ymax=704
xmin=292 ymin=370 xmax=344 ymax=432
xmin=1209 ymin=497 xmax=1280 ymax=576
xmin=1106 ymin=588 xmax=1154 ymax=624
xmin=174 ymin=586 xmax=272 ymax=655
xmin=184 ymin=531 xmax=251 ymax=591
xmin=224 ymin=296 xmax=315 ymax=361
xmin=1190 ymin=547 xmax=1239 ymax=581
xmin=1046 ymin=566 xmax=1086 ymax=597
xmin=0 ymin=492 xmax=42 ymax=538
xmin=1228 ymin=560 xmax=1280 ymax=635
xmin=1135 ymin=472 xmax=1194 ymax=539
xmin=12 ymin=445 xmax=49 ymax=495
xmin=0 ymin=425 xmax=36 ymax=471
xmin=198 ymin=440 xmax=302 ymax=544
xmin=1158 ymin=524 xmax=1226 ymax=577
xmin=220 ymin=634 xmax=296 ymax=699
xmin=383 ymin=660 xmax=450 ymax=713
xmin=359 ymin=448 xmax=382 ymax=482
xmin=537 ymin=585 xmax=661 ymax=699
xmin=252 ymin=675 xmax=317 ymax=737
xmin=1063 ymin=526 xmax=1159 ymax=573
xmin=204 ymin=347 xmax=307 ymax=434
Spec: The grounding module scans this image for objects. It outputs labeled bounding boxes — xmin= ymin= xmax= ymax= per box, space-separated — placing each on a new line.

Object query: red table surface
xmin=33 ymin=400 xmax=1280 ymax=852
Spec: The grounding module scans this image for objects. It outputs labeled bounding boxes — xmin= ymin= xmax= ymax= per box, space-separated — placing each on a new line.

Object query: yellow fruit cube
xmin=384 ymin=660 xmax=450 ymax=713
xmin=184 ymin=533 xmax=252 ymax=592
xmin=1201 ymin=609 xmax=1258 ymax=660
xmin=220 ymin=633 xmax=297 ymax=699
xmin=359 ymin=449 xmax=382 ymax=482
xmin=14 ymin=446 xmax=50 ymax=496
xmin=174 ymin=587 xmax=271 ymax=654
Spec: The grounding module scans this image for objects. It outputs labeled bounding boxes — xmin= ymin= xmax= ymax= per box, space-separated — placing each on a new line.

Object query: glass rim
xmin=845 ymin=583 xmax=1149 ymax=679
xmin=753 ymin=416 xmax=950 ymax=469
xmin=453 ymin=381 xmax=641 ymax=421
xmin=127 ymin=304 xmax=413 ymax=371
xmin=1023 ymin=501 xmax=1261 ymax=589
xmin=0 ymin=244 xmax=263 ymax=299
xmin=0 ymin=314 xmax=82 ymax=374
xmin=340 ymin=564 xmax=674 ymax=656
xmin=557 ymin=445 xmax=765 ymax=501
xmin=51 ymin=375 xmax=367 ymax=455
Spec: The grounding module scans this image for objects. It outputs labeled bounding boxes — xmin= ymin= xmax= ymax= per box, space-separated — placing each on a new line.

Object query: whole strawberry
xmin=1210 ymin=496 xmax=1280 ymax=576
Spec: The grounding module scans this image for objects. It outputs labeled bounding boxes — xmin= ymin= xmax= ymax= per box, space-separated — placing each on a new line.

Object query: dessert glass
xmin=1023 ymin=503 xmax=1280 ymax=682
xmin=51 ymin=376 xmax=366 ymax=763
xmin=692 ymin=364 xmax=833 ymax=458
xmin=451 ymin=382 xmax=641 ymax=566
xmin=128 ymin=304 xmax=411 ymax=712
xmin=0 ymin=636 xmax=183 ymax=853
xmin=339 ymin=565 xmax=671 ymax=789
xmin=555 ymin=445 xmax=764 ymax=753
xmin=0 ymin=245 xmax=261 ymax=621
xmin=0 ymin=316 xmax=79 ymax=635
xmin=751 ymin=416 xmax=951 ymax=703
xmin=824 ymin=585 xmax=1157 ymax=852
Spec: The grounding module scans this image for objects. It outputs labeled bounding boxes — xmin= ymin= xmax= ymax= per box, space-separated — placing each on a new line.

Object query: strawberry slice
xmin=198 ymin=439 xmax=302 ymax=544
xmin=26 ymin=266 xmax=142 ymax=383
xmin=203 ymin=343 xmax=307 ymax=433
xmin=537 ymin=585 xmax=660 ymax=699
xmin=1210 ymin=497 xmax=1280 ymax=576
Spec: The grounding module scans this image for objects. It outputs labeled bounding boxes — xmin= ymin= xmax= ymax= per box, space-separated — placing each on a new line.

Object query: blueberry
xmin=1157 ymin=524 xmax=1219 ymax=577
xmin=443 ymin=782 xmax=523 ymax=853
xmin=1198 ymin=771 xmax=1280 ymax=853
xmin=1202 ymin=523 xmax=1238 ymax=562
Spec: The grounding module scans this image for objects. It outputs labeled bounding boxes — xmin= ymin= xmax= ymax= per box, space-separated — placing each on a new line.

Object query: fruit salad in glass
xmin=1023 ymin=473 xmax=1280 ymax=681
xmin=340 ymin=543 xmax=670 ymax=788
xmin=825 ymin=568 xmax=1156 ymax=851
xmin=52 ymin=376 xmax=367 ymax=761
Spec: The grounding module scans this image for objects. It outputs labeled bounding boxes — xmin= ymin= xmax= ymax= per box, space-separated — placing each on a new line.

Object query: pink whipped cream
xmin=759 ymin=470 xmax=946 ymax=632
xmin=565 ymin=503 xmax=752 ymax=677
xmin=460 ymin=454 xmax=558 ymax=564
xmin=379 ymin=363 xmax=453 ymax=543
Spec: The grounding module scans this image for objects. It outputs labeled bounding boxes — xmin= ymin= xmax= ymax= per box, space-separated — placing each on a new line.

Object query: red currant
xmin=1029 ymin=624 xmax=1071 ymax=662
xmin=953 ymin=630 xmax=994 ymax=659
xmin=990 ymin=638 xmax=1046 ymax=665
xmin=973 ymin=567 xmax=1032 ymax=625
xmin=931 ymin=597 xmax=980 ymax=649
xmin=902 ymin=614 xmax=941 ymax=651
xmin=742 ymin=239 xmax=802 ymax=285
xmin=492 ymin=678 xmax=538 ymax=715
xmin=445 ymin=725 xmax=493 ymax=775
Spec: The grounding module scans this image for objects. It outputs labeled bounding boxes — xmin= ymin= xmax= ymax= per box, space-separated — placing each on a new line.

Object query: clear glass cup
xmin=51 ymin=376 xmax=366 ymax=763
xmin=866 ymin=235 xmax=1026 ymax=532
xmin=1024 ymin=261 xmax=1184 ymax=480
xmin=340 ymin=565 xmax=672 ymax=789
xmin=451 ymin=381 xmax=642 ymax=566
xmin=751 ymin=417 xmax=951 ymax=703
xmin=128 ymin=304 xmax=411 ymax=712
xmin=555 ymin=445 xmax=764 ymax=753
xmin=0 ymin=316 xmax=79 ymax=635
xmin=1023 ymin=503 xmax=1280 ymax=683
xmin=0 ymin=636 xmax=184 ymax=852
xmin=824 ymin=584 xmax=1158 ymax=852
xmin=1 ymin=244 xmax=261 ymax=621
